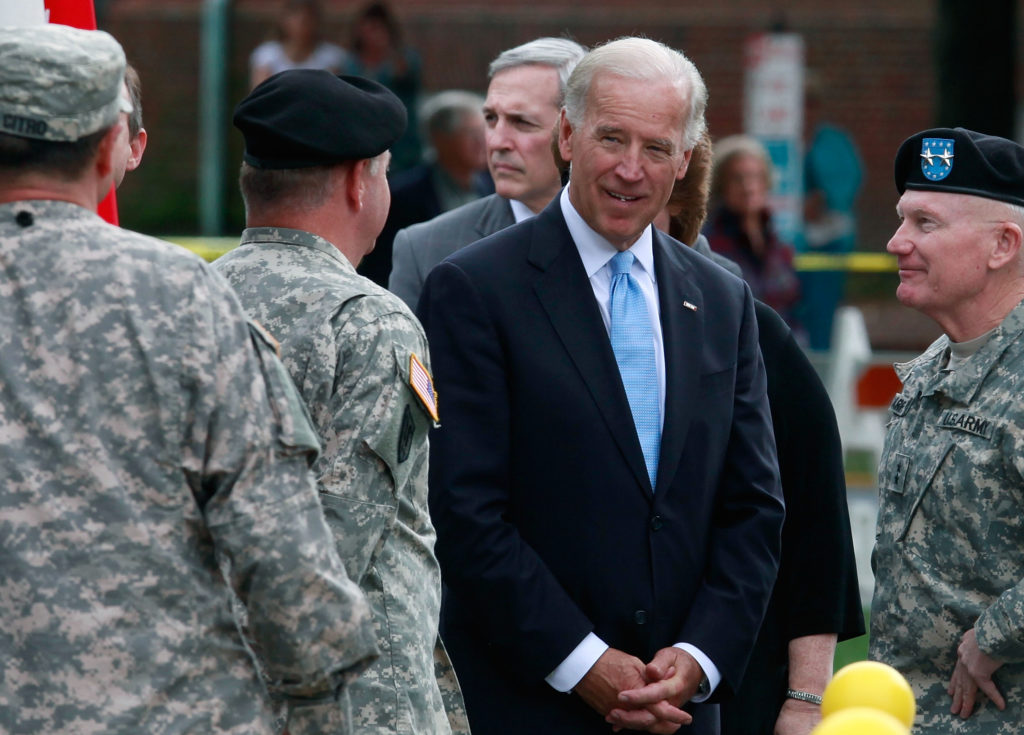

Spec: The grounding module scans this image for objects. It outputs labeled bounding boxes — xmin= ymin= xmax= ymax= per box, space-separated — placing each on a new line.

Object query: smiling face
xmin=887 ymin=189 xmax=1003 ymax=325
xmin=558 ymin=71 xmax=691 ymax=250
xmin=483 ymin=64 xmax=565 ymax=213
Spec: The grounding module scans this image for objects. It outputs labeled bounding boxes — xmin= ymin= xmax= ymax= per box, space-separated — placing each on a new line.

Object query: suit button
xmin=634 ymin=609 xmax=647 ymax=625
xmin=650 ymin=515 xmax=663 ymax=531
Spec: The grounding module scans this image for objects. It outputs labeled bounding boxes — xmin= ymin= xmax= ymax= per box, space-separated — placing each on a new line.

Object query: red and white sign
xmin=743 ymin=32 xmax=805 ymax=244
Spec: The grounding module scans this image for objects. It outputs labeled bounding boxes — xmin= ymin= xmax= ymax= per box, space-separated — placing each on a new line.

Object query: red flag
xmin=46 ymin=0 xmax=120 ymax=225
xmin=45 ymin=0 xmax=96 ymax=28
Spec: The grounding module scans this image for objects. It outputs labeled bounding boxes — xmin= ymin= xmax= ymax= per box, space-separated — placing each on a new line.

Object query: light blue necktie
xmin=608 ymin=250 xmax=660 ymax=489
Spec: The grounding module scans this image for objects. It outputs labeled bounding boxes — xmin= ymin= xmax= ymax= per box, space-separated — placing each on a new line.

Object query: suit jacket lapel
xmin=529 ymin=201 xmax=653 ymax=497
xmin=475 ymin=195 xmax=515 ymax=239
xmin=652 ymin=231 xmax=702 ymax=495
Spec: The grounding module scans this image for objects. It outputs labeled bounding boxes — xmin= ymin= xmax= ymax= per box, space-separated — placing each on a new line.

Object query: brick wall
xmin=102 ymin=0 xmax=1013 ymax=257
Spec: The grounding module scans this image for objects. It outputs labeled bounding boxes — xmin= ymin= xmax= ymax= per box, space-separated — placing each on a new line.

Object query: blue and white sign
xmin=921 ymin=138 xmax=955 ymax=181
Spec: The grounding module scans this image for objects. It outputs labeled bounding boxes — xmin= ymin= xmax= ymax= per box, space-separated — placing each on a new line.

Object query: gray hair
xmin=420 ymin=90 xmax=485 ymax=139
xmin=366 ymin=150 xmax=387 ymax=176
xmin=488 ymin=37 xmax=587 ymax=107
xmin=564 ymin=37 xmax=708 ymax=150
xmin=999 ymin=201 xmax=1024 ymax=229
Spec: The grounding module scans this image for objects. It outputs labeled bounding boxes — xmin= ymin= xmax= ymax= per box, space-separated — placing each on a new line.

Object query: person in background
xmin=359 ymin=90 xmax=489 ymax=287
xmin=388 ymin=36 xmax=586 ymax=310
xmin=419 ymin=37 xmax=783 ymax=735
xmin=112 ymin=62 xmax=147 ymax=187
xmin=249 ymin=0 xmax=347 ymax=88
xmin=215 ymin=70 xmax=467 ymax=735
xmin=703 ymin=134 xmax=803 ymax=335
xmin=0 ymin=25 xmax=376 ymax=735
xmin=871 ymin=127 xmax=1024 ymax=734
xmin=344 ymin=1 xmax=422 ymax=172
xmin=660 ymin=132 xmax=864 ymax=735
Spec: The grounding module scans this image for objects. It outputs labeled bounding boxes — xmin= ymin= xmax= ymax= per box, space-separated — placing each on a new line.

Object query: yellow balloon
xmin=811 ymin=707 xmax=910 ymax=735
xmin=822 ymin=661 xmax=916 ymax=728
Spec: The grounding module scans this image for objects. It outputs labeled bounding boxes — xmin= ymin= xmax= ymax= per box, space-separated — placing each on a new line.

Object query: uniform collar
xmin=239 ymin=226 xmax=353 ymax=270
xmin=1 ymin=199 xmax=97 ymax=223
xmin=898 ymin=297 xmax=1024 ymax=403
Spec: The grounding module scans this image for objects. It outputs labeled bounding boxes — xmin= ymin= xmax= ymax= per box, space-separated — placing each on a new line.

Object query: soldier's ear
xmin=341 ymin=160 xmax=365 ymax=212
xmin=126 ymin=128 xmax=147 ymax=172
xmin=990 ymin=220 xmax=1023 ymax=271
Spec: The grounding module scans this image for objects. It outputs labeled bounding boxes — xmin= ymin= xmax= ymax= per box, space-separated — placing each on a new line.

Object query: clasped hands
xmin=574 ymin=646 xmax=703 ymax=734
xmin=948 ymin=627 xmax=1006 ymax=719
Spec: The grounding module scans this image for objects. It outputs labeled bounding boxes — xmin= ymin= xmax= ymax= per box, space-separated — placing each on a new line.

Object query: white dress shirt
xmin=544 ymin=188 xmax=720 ymax=702
xmin=509 ymin=198 xmax=537 ymax=224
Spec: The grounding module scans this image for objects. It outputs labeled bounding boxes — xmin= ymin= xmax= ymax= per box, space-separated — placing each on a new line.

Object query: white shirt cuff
xmin=674 ymin=643 xmax=721 ymax=702
xmin=545 ymin=633 xmax=609 ymax=692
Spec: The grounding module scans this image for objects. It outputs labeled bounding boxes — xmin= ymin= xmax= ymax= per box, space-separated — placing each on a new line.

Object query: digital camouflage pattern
xmin=0 ymin=25 xmax=129 ymax=142
xmin=871 ymin=298 xmax=1024 ymax=734
xmin=214 ymin=227 xmax=467 ymax=734
xmin=0 ymin=201 xmax=378 ymax=735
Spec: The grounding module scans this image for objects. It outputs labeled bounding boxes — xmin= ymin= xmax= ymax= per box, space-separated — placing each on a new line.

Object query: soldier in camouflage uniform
xmin=871 ymin=127 xmax=1024 ymax=733
xmin=0 ymin=25 xmax=378 ymax=735
xmin=215 ymin=70 xmax=467 ymax=734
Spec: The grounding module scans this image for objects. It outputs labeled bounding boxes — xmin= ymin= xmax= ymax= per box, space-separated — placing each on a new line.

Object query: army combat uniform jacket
xmin=871 ymin=298 xmax=1024 ymax=734
xmin=0 ymin=202 xmax=378 ymax=735
xmin=215 ymin=228 xmax=466 ymax=734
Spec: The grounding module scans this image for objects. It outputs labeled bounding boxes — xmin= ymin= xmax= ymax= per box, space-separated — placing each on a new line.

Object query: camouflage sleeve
xmin=180 ymin=265 xmax=379 ymax=702
xmin=434 ymin=636 xmax=471 ymax=735
xmin=315 ymin=301 xmax=428 ymax=583
xmin=975 ymin=419 xmax=1024 ymax=662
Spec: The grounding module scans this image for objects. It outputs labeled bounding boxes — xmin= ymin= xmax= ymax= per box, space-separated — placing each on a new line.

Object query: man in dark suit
xmin=388 ymin=36 xmax=586 ymax=309
xmin=418 ymin=38 xmax=785 ymax=735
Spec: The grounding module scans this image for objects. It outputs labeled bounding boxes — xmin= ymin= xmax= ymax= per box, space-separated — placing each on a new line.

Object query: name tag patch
xmin=889 ymin=393 xmax=912 ymax=416
xmin=938 ymin=410 xmax=994 ymax=440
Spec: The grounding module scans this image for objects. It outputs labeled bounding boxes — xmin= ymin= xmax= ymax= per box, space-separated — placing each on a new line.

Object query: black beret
xmin=895 ymin=127 xmax=1024 ymax=207
xmin=233 ymin=70 xmax=407 ymax=169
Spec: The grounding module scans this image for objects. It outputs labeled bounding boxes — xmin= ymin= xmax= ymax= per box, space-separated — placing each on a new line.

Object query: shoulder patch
xmin=409 ymin=353 xmax=439 ymax=423
xmin=889 ymin=393 xmax=912 ymax=417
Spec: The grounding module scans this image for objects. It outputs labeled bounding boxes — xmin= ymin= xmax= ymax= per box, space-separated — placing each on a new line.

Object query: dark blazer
xmin=389 ymin=192 xmax=514 ymax=310
xmin=419 ymin=197 xmax=785 ymax=734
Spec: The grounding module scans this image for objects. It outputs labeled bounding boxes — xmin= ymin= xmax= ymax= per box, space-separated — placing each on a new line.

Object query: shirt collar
xmin=508 ymin=198 xmax=537 ymax=224
xmin=559 ymin=187 xmax=656 ymax=281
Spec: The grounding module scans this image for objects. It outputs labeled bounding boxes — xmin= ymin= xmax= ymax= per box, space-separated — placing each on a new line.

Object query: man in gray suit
xmin=388 ymin=37 xmax=586 ymax=310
